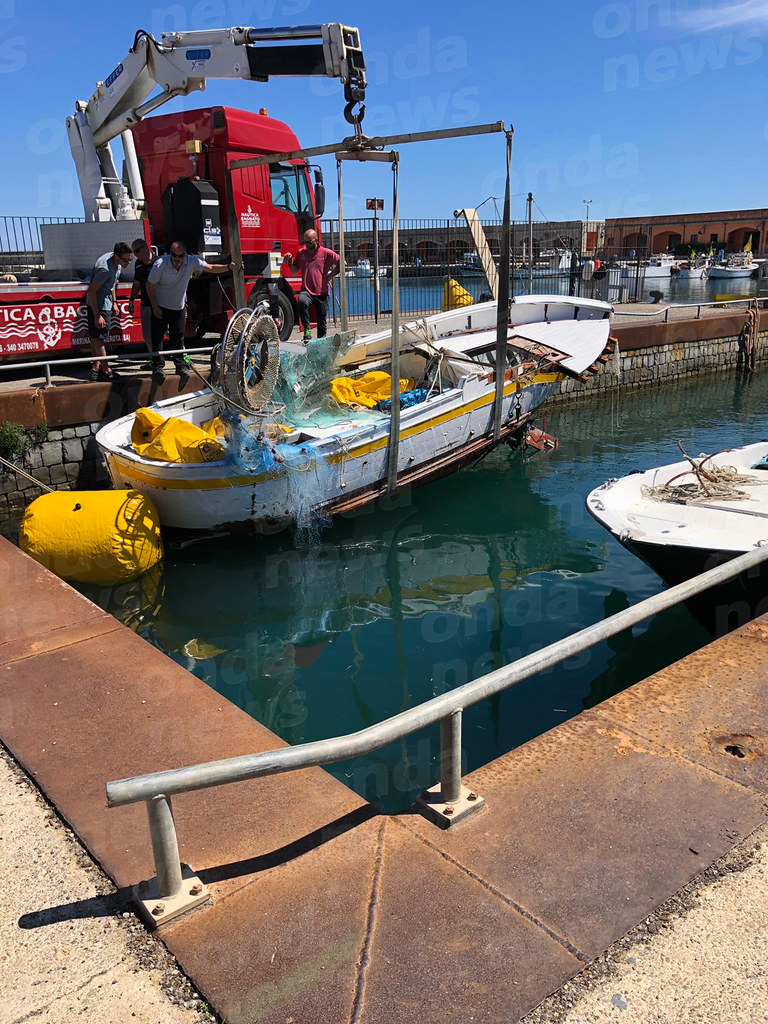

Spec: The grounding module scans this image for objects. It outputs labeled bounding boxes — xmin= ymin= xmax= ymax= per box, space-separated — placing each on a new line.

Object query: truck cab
xmin=131 ymin=105 xmax=326 ymax=339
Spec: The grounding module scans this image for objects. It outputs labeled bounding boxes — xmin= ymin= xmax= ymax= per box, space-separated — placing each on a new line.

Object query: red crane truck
xmin=0 ymin=23 xmax=367 ymax=360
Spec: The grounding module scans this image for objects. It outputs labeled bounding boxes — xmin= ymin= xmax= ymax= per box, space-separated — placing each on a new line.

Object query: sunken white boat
xmin=586 ymin=441 xmax=768 ymax=585
xmin=97 ymin=296 xmax=613 ymax=534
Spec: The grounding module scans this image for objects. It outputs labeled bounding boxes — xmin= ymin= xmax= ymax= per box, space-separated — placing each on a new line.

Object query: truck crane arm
xmin=67 ymin=24 xmax=366 ymax=222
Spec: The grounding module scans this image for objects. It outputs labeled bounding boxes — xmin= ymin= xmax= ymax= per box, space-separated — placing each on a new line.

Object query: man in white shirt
xmin=147 ymin=241 xmax=233 ymax=382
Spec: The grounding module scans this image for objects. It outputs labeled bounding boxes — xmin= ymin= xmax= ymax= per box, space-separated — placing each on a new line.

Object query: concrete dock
xmin=2 ymin=535 xmax=768 ymax=1022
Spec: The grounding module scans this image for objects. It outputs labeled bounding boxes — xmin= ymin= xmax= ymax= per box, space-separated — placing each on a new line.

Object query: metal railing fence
xmin=107 ymin=544 xmax=768 ymax=912
xmin=0 ymin=215 xmax=84 ymax=274
xmin=0 ymin=346 xmax=213 ymax=388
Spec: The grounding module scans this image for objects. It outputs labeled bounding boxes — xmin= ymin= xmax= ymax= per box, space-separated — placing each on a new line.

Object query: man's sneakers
xmin=177 ymin=356 xmax=192 ymax=386
xmin=302 ymin=328 xmax=312 ymax=342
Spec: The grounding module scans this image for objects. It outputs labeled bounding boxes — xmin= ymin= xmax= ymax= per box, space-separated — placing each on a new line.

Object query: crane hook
xmin=343 ymin=100 xmax=366 ymax=133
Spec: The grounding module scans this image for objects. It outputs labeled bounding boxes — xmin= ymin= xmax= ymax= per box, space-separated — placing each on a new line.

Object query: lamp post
xmin=366 ymin=197 xmax=384 ymax=322
xmin=582 ymin=199 xmax=593 ymax=254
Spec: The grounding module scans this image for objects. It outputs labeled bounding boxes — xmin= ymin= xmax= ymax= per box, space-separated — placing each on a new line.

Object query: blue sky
xmin=2 ymin=0 xmax=766 ymax=222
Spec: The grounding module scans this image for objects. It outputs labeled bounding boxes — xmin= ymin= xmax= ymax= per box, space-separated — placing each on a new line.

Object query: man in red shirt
xmin=283 ymin=230 xmax=340 ymax=341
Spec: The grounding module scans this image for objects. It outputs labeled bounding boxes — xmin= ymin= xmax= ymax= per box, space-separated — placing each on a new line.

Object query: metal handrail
xmin=614 ymin=296 xmax=764 ymax=322
xmin=0 ymin=346 xmax=214 ymax=387
xmin=107 ymin=544 xmax=768 ymax=905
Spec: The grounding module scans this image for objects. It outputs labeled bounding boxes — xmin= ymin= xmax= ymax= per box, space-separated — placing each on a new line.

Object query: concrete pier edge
xmin=1 ymin=533 xmax=767 ymax=1023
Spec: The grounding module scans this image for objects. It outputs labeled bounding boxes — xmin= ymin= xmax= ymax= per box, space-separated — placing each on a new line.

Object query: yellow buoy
xmin=441 ymin=278 xmax=474 ymax=311
xmin=19 ymin=490 xmax=163 ymax=585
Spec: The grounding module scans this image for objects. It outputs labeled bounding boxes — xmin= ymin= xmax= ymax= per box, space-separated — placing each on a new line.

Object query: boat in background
xmin=622 ymin=254 xmax=676 ymax=280
xmin=346 ymin=258 xmax=386 ymax=279
xmin=676 ymin=255 xmax=710 ymax=280
xmin=512 ymin=249 xmax=575 ymax=281
xmin=708 ymin=252 xmax=758 ymax=279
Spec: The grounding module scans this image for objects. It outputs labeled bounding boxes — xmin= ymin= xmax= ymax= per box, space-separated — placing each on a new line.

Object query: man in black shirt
xmin=130 ymin=238 xmax=156 ymax=365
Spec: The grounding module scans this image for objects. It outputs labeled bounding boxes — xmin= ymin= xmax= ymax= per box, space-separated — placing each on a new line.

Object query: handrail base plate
xmin=416 ymin=783 xmax=485 ymax=828
xmin=134 ymin=864 xmax=210 ymax=929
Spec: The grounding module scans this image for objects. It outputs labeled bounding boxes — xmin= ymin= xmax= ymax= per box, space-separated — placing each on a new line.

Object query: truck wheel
xmin=248 ymin=288 xmax=294 ymax=343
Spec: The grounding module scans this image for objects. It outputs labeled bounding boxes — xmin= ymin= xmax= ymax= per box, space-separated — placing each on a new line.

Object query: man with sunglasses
xmin=86 ymin=241 xmax=133 ymax=382
xmin=147 ymin=241 xmax=234 ymax=383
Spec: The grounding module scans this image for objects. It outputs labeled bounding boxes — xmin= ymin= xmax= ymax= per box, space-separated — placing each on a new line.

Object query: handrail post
xmin=147 ymin=794 xmax=183 ymax=897
xmin=417 ymin=707 xmax=485 ymax=827
xmin=440 ymin=709 xmax=463 ymax=805
xmin=133 ymin=794 xmax=210 ymax=929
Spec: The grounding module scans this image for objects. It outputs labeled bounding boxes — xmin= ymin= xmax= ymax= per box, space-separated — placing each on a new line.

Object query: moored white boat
xmin=586 ymin=441 xmax=768 ymax=584
xmin=347 ymin=258 xmax=385 ymax=278
xmin=97 ymin=296 xmax=613 ymax=535
xmin=621 ymin=254 xmax=675 ymax=280
xmin=708 ymin=252 xmax=758 ymax=279
xmin=676 ymin=256 xmax=710 ymax=280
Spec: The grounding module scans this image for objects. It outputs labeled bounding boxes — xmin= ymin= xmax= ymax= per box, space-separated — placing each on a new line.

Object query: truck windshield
xmin=269 ymin=163 xmax=312 ymax=216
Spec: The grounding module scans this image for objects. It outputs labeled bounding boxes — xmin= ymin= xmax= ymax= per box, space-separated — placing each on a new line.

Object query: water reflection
xmin=77 ymin=367 xmax=768 ymax=810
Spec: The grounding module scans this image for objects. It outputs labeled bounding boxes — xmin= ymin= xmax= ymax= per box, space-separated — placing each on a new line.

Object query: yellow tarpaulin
xmin=330 ymin=371 xmax=415 ymax=409
xmin=131 ymin=409 xmax=226 ymax=463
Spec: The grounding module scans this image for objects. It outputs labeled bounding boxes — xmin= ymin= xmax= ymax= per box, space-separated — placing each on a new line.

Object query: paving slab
xmin=0 ymin=540 xmax=108 ymax=645
xmin=0 ymin=538 xmax=366 ymax=895
xmin=401 ymin=712 xmax=768 ymax=960
xmin=164 ymin=815 xmax=583 ymax=1024
xmin=593 ymin=618 xmax=768 ymax=794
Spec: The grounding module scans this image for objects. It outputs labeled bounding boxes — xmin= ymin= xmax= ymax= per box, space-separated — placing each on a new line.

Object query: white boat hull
xmin=676 ymin=266 xmax=708 ymax=280
xmin=707 ymin=266 xmax=756 ymax=279
xmin=97 ymin=297 xmax=613 ymax=534
xmin=586 ymin=442 xmax=768 ymax=560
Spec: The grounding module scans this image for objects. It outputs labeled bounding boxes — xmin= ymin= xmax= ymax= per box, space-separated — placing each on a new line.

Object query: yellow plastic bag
xmin=330 ymin=372 xmax=415 ymax=409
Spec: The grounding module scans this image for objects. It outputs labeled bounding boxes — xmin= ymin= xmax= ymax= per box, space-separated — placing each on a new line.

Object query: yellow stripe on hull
xmin=110 ymin=373 xmax=562 ymax=492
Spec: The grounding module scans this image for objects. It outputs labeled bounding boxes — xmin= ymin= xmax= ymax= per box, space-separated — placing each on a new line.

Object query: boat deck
xmin=2 ymin=537 xmax=767 ymax=1023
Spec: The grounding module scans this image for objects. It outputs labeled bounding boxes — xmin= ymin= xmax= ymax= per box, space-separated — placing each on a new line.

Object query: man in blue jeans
xmin=147 ymin=241 xmax=233 ymax=382
xmin=283 ymin=230 xmax=340 ymax=341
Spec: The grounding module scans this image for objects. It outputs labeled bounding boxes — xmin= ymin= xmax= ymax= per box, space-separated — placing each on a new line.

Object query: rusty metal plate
xmin=594 ymin=618 xmax=768 ymax=794
xmin=0 ymin=619 xmax=366 ymax=891
xmin=0 ymin=539 xmax=107 ymax=646
xmin=403 ymin=712 xmax=767 ymax=960
xmin=164 ymin=817 xmax=582 ymax=1024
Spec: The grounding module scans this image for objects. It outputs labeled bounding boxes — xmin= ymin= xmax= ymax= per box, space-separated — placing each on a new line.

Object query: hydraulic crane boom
xmin=66 ymin=23 xmax=366 ymax=221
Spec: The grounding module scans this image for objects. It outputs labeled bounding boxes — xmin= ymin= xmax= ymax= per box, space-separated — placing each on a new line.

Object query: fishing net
xmin=213 ymin=327 xmax=386 ymax=540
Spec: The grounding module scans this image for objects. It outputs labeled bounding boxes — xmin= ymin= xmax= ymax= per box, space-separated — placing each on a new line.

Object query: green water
xmin=77 ymin=369 xmax=768 ymax=811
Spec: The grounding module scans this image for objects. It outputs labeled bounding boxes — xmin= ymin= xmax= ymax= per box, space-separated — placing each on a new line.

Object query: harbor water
xmin=72 ymin=366 xmax=768 ymax=812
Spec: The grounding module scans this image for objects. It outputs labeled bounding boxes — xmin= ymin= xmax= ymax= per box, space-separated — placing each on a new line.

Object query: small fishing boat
xmin=98 ymin=295 xmax=614 ymax=535
xmin=586 ymin=442 xmax=768 ymax=630
xmin=708 ymin=252 xmax=758 ymax=279
xmin=622 ymin=254 xmax=676 ymax=280
xmin=676 ymin=255 xmax=710 ymax=280
xmin=346 ymin=258 xmax=385 ymax=279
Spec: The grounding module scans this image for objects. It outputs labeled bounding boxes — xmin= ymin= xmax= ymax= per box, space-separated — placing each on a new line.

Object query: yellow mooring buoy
xmin=19 ymin=489 xmax=163 ymax=585
xmin=441 ymin=278 xmax=474 ymax=311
